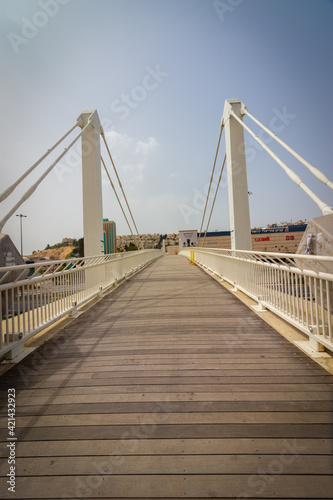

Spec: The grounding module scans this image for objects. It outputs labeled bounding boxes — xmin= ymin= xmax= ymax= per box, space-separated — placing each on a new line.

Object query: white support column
xmin=77 ymin=110 xmax=104 ymax=257
xmin=223 ymin=99 xmax=252 ymax=250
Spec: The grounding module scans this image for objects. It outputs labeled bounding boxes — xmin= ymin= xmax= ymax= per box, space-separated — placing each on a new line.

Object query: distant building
xmin=62 ymin=237 xmax=75 ymax=245
xmin=103 ymin=219 xmax=116 ymax=254
xmin=196 ymin=225 xmax=307 ymax=253
xmin=179 ymin=230 xmax=198 ymax=249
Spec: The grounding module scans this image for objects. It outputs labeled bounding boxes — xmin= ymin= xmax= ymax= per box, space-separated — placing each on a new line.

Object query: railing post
xmin=309 ymin=336 xmax=325 ymax=352
xmin=77 ymin=110 xmax=104 ymax=257
xmin=223 ymin=99 xmax=252 ymax=250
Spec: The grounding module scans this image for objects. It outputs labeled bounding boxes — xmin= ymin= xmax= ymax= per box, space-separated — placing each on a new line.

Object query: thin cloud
xmin=135 ymin=137 xmax=158 ymax=155
xmin=103 ymin=131 xmax=159 ymax=184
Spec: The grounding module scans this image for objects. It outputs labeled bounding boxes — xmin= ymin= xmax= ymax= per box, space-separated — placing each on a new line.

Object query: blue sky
xmin=0 ymin=0 xmax=332 ymax=254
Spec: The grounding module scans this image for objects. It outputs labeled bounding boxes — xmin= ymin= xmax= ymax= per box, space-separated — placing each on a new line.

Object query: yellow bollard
xmin=190 ymin=250 xmax=195 ymax=265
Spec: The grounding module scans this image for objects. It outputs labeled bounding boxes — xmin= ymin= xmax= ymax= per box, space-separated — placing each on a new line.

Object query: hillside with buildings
xmin=26 ymin=220 xmax=307 ymax=261
xmin=116 ymin=233 xmax=179 ymax=251
xmin=118 ymin=221 xmax=306 ymax=254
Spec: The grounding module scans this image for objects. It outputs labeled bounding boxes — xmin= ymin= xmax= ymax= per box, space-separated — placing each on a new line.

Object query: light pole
xmin=16 ymin=214 xmax=27 ymax=256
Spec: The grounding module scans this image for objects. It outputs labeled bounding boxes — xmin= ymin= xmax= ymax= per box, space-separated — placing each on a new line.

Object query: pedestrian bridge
xmin=1 ymin=99 xmax=333 ymax=497
xmin=0 ymin=254 xmax=333 ymax=499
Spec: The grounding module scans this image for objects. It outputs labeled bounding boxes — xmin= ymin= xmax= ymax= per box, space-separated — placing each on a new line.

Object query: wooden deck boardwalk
xmin=0 ymin=254 xmax=333 ymax=499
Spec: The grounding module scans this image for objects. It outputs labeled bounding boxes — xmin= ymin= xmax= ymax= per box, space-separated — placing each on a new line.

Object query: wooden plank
xmin=2 ymin=375 xmax=332 ymax=392
xmin=4 ymin=411 xmax=333 ymax=429
xmin=13 ymin=347 xmax=319 ymax=356
xmin=8 ymin=364 xmax=327 ymax=378
xmin=6 ymin=400 xmax=333 ymax=416
xmin=0 ymin=474 xmax=332 ymax=499
xmin=2 ymin=383 xmax=333 ymax=400
xmin=40 ymin=342 xmax=299 ymax=351
xmin=11 ymin=391 xmax=333 ymax=406
xmin=5 ymin=381 xmax=333 ymax=395
xmin=4 ymin=437 xmax=333 ymax=458
xmin=3 ymin=423 xmax=333 ymax=441
xmin=4 ymin=376 xmax=328 ymax=395
xmin=11 ymin=351 xmax=311 ymax=362
xmin=89 ymin=367 xmax=326 ymax=377
xmin=4 ymin=368 xmax=324 ymax=383
xmin=40 ymin=341 xmax=310 ymax=350
xmin=1 ymin=454 xmax=332 ymax=476
xmin=2 ymin=376 xmax=331 ymax=392
xmin=10 ymin=361 xmax=323 ymax=375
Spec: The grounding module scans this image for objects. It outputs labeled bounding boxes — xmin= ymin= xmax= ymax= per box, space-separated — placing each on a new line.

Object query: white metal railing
xmin=180 ymin=248 xmax=333 ymax=351
xmin=0 ymin=249 xmax=163 ymax=358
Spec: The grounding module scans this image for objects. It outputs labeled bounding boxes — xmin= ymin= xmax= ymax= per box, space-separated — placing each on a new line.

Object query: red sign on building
xmin=254 ymin=236 xmax=270 ymax=242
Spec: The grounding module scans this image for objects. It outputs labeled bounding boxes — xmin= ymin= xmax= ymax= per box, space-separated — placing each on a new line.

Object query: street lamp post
xmin=16 ymin=214 xmax=27 ymax=256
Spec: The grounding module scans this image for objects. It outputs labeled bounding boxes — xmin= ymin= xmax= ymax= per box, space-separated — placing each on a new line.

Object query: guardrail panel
xmin=0 ymin=249 xmax=163 ymax=358
xmin=180 ymin=248 xmax=333 ymax=351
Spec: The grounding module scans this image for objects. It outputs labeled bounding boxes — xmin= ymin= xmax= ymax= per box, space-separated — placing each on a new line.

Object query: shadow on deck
xmin=0 ymin=255 xmax=333 ymax=499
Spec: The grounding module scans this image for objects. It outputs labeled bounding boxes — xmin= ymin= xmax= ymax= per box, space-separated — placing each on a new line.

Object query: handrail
xmin=195 ymin=246 xmax=333 ymax=263
xmin=0 ymin=250 xmax=151 ymax=290
xmin=0 ymin=249 xmax=163 ymax=358
xmin=180 ymin=248 xmax=333 ymax=351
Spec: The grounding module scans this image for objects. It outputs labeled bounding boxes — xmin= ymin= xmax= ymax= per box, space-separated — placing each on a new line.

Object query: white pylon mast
xmin=77 ymin=110 xmax=104 ymax=257
xmin=223 ymin=99 xmax=252 ymax=250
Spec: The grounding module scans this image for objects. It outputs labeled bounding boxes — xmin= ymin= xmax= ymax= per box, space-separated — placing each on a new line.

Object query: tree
xmin=155 ymin=234 xmax=167 ymax=249
xmin=125 ymin=242 xmax=138 ymax=252
xmin=78 ymin=238 xmax=84 ymax=257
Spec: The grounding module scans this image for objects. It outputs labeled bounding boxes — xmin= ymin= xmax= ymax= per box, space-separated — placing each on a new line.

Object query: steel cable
xmin=101 ymin=131 xmax=140 ymax=237
xmin=202 ymin=154 xmax=226 ymax=247
xmin=100 ymin=154 xmax=134 ymax=237
xmin=0 ymin=123 xmax=78 ymax=203
xmin=198 ymin=122 xmax=224 ymax=245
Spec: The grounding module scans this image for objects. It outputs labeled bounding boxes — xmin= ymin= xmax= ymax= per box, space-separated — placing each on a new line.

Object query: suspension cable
xmin=0 ymin=121 xmax=92 ymax=231
xmin=230 ymin=110 xmax=333 ymax=216
xmin=244 ymin=108 xmax=333 ymax=190
xmin=100 ymin=154 xmax=134 ymax=237
xmin=197 ymin=122 xmax=224 ymax=246
xmin=101 ymin=130 xmax=140 ymax=237
xmin=201 ymin=153 xmax=227 ymax=247
xmin=0 ymin=123 xmax=78 ymax=203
